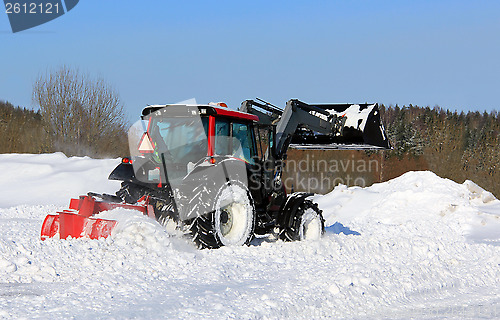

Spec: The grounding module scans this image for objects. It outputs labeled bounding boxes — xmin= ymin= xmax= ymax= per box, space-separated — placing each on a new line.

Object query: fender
xmin=108 ymin=162 xmax=136 ymax=183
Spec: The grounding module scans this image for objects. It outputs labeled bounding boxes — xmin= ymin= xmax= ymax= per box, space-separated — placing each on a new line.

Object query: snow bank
xmin=0 ymin=153 xmax=121 ymax=208
xmin=1 ymin=154 xmax=500 ymax=319
xmin=315 ymin=171 xmax=500 ymax=245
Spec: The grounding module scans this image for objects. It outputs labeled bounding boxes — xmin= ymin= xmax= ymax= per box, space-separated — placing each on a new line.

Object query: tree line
xmin=0 ymin=101 xmax=50 ymax=153
xmin=380 ymin=104 xmax=500 ymax=197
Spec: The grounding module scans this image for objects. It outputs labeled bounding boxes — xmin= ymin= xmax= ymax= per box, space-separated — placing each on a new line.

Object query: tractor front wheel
xmin=280 ymin=199 xmax=325 ymax=242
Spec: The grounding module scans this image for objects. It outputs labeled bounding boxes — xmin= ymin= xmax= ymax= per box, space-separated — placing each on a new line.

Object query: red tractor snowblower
xmin=41 ymin=99 xmax=390 ymax=248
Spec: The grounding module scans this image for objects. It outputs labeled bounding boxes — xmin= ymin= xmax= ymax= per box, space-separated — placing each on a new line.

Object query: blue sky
xmin=1 ymin=0 xmax=499 ymax=120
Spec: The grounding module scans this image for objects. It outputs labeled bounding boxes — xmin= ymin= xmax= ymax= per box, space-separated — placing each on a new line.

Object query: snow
xmin=0 ymin=153 xmax=121 ymax=207
xmin=1 ymin=153 xmax=500 ymax=319
xmin=330 ymin=104 xmax=376 ymax=132
xmin=311 ymin=103 xmax=376 ymax=132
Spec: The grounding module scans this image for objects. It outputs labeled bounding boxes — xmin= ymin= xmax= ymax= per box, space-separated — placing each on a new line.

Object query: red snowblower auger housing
xmin=41 ymin=98 xmax=390 ymax=247
xmin=41 ymin=194 xmax=155 ymax=240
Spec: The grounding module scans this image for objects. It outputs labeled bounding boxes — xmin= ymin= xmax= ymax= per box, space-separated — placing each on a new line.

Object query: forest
xmin=381 ymin=104 xmax=499 ymax=197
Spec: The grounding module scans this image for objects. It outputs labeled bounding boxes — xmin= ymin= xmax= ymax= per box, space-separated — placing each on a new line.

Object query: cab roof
xmin=142 ymin=104 xmax=259 ymax=122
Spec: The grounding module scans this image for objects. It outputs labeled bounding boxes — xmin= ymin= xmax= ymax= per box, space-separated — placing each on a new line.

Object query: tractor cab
xmin=128 ymin=103 xmax=272 ymax=186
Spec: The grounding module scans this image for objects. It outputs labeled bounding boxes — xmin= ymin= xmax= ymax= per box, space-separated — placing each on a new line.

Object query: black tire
xmin=116 ymin=182 xmax=145 ymax=204
xmin=190 ymin=181 xmax=256 ymax=249
xmin=280 ymin=199 xmax=325 ymax=242
xmin=116 ymin=182 xmax=176 ymax=225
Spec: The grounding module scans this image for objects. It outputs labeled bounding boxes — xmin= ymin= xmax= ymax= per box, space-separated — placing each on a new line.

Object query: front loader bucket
xmin=291 ymin=103 xmax=391 ymax=149
xmin=41 ymin=195 xmax=153 ymax=240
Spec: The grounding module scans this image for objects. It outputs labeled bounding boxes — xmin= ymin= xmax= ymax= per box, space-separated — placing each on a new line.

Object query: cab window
xmin=215 ymin=119 xmax=230 ymax=155
xmin=232 ymin=122 xmax=257 ymax=163
xmin=214 ymin=118 xmax=257 ymax=163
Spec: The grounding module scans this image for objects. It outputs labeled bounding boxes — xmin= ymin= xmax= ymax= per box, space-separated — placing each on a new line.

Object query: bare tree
xmin=33 ymin=66 xmax=128 ymax=157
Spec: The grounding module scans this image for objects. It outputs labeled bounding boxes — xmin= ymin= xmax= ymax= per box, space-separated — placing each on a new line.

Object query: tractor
xmin=41 ymin=99 xmax=390 ymax=249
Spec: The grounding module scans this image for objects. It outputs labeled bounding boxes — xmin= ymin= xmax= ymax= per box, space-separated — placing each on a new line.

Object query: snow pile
xmin=97 ymin=208 xmax=194 ymax=253
xmin=0 ymin=153 xmax=120 ymax=207
xmin=315 ymin=171 xmax=500 ymax=246
xmin=333 ymin=103 xmax=376 ymax=131
xmin=312 ymin=104 xmax=376 ymax=132
xmin=0 ymin=154 xmax=500 ymax=319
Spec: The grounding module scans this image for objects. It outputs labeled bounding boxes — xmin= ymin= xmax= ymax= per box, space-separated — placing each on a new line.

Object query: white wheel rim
xmin=214 ymin=184 xmax=253 ymax=246
xmin=299 ymin=208 xmax=322 ymax=240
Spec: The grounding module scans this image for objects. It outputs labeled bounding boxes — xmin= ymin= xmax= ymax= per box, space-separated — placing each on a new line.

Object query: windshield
xmin=128 ymin=105 xmax=211 ymax=185
xmin=150 ymin=116 xmax=209 ymax=165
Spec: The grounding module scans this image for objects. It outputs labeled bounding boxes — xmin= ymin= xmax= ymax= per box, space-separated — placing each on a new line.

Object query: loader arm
xmin=241 ymin=99 xmax=391 ymax=160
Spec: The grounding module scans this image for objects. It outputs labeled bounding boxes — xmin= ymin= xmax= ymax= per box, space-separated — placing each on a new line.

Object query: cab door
xmin=253 ymin=124 xmax=276 ymax=199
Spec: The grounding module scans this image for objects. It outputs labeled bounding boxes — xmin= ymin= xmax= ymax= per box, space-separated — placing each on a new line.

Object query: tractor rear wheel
xmin=191 ymin=181 xmax=255 ymax=249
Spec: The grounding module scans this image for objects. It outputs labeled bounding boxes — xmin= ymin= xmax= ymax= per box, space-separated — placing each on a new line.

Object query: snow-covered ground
xmin=1 ymin=153 xmax=500 ymax=319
